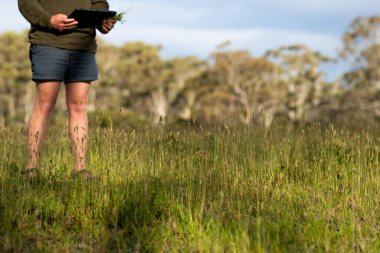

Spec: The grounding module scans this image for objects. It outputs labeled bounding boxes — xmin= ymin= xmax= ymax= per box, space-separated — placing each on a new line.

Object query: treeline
xmin=1 ymin=15 xmax=380 ymax=128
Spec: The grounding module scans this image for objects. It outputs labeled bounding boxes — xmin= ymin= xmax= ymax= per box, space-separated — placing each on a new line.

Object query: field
xmin=1 ymin=120 xmax=380 ymax=252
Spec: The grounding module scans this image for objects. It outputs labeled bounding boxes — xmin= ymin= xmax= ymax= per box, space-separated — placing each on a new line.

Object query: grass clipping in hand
xmin=114 ymin=11 xmax=127 ymax=24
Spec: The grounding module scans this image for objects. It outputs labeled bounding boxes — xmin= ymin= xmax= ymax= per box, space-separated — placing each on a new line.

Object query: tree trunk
xmin=243 ymin=103 xmax=253 ymax=125
xmin=150 ymin=91 xmax=168 ymax=125
xmin=180 ymin=92 xmax=195 ymax=121
xmin=0 ymin=105 xmax=4 ymax=128
xmin=6 ymin=95 xmax=16 ymax=121
xmin=24 ymin=83 xmax=34 ymax=124
xmin=87 ymin=86 xmax=97 ymax=112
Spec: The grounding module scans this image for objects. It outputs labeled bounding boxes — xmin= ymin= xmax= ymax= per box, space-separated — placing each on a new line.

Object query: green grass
xmin=1 ymin=121 xmax=380 ymax=252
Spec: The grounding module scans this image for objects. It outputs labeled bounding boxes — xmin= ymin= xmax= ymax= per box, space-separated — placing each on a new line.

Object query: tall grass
xmin=1 ymin=121 xmax=380 ymax=252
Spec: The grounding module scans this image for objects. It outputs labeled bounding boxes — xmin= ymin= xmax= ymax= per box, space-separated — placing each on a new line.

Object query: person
xmin=18 ymin=0 xmax=116 ymax=178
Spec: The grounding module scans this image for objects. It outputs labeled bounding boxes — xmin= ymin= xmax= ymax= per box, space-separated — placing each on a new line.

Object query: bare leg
xmin=66 ymin=82 xmax=90 ymax=172
xmin=26 ymin=81 xmax=61 ymax=169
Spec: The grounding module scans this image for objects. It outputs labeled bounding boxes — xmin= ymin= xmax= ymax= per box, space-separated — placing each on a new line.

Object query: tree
xmin=0 ymin=31 xmax=31 ymax=126
xmin=266 ymin=44 xmax=334 ymax=123
xmin=95 ymin=39 xmax=126 ymax=112
xmin=164 ymin=57 xmax=206 ymax=122
xmin=187 ymin=45 xmax=285 ymax=127
xmin=340 ymin=15 xmax=380 ymax=121
xmin=114 ymin=42 xmax=167 ymax=124
xmin=97 ymin=41 xmax=206 ymax=125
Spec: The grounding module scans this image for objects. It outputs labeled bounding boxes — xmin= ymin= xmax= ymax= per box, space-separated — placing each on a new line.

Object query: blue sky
xmin=3 ymin=0 xmax=380 ymax=78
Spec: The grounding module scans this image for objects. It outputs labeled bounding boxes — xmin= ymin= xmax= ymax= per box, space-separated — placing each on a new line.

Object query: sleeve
xmin=18 ymin=0 xmax=51 ymax=28
xmin=92 ymin=0 xmax=109 ymax=10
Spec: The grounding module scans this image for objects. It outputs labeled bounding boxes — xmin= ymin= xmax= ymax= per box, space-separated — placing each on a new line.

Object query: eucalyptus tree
xmin=0 ymin=31 xmax=31 ymax=126
xmin=340 ymin=15 xmax=380 ymax=120
xmin=118 ymin=42 xmax=169 ymax=124
xmin=97 ymin=41 xmax=205 ymax=125
xmin=95 ymin=39 xmax=126 ymax=112
xmin=189 ymin=47 xmax=285 ymax=127
xmin=266 ymin=44 xmax=334 ymax=123
xmin=163 ymin=57 xmax=206 ymax=122
xmin=97 ymin=41 xmax=164 ymax=123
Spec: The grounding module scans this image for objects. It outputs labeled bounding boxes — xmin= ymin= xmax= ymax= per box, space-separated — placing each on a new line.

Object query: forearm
xmin=18 ymin=0 xmax=51 ymax=28
xmin=92 ymin=0 xmax=109 ymax=10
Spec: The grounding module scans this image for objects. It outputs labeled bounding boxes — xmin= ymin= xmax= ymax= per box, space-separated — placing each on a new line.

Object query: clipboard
xmin=68 ymin=8 xmax=117 ymax=28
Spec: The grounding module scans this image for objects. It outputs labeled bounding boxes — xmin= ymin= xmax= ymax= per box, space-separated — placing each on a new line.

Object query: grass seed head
xmin=114 ymin=11 xmax=127 ymax=24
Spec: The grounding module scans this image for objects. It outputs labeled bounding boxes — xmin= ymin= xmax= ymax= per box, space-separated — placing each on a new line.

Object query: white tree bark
xmin=150 ymin=90 xmax=168 ymax=125
xmin=24 ymin=82 xmax=34 ymax=124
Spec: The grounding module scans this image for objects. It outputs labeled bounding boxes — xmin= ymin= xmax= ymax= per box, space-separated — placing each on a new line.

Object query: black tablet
xmin=68 ymin=8 xmax=117 ymax=28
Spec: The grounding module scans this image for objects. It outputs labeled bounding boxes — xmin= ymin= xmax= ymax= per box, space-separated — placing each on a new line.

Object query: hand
xmin=50 ymin=14 xmax=78 ymax=31
xmin=99 ymin=18 xmax=116 ymax=34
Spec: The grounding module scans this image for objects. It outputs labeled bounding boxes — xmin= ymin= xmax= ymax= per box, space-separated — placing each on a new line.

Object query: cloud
xmin=110 ymin=1 xmax=207 ymax=25
xmin=253 ymin=0 xmax=380 ymax=14
xmin=2 ymin=0 xmax=363 ymax=62
xmin=101 ymin=24 xmax=341 ymax=59
xmin=2 ymin=2 xmax=28 ymax=32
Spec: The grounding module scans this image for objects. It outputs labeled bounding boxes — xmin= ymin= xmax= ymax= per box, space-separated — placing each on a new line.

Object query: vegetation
xmin=113 ymin=11 xmax=127 ymax=24
xmin=2 ymin=15 xmax=380 ymax=252
xmin=1 ymin=121 xmax=380 ymax=252
xmin=1 ymin=15 xmax=380 ymax=128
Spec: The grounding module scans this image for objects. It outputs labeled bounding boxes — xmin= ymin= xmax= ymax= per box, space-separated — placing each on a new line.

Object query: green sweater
xmin=18 ymin=0 xmax=109 ymax=52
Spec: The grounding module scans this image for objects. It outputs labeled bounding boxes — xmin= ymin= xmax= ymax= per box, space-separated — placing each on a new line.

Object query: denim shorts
xmin=29 ymin=44 xmax=98 ymax=84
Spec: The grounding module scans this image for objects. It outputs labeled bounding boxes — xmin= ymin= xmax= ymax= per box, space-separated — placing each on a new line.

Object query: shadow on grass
xmin=0 ymin=157 xmax=359 ymax=252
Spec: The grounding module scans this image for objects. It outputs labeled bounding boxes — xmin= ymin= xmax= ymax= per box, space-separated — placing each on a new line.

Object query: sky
xmin=3 ymin=0 xmax=380 ymax=78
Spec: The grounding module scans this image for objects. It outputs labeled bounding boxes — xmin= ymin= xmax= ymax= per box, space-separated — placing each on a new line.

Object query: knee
xmin=35 ymin=99 xmax=56 ymax=114
xmin=67 ymin=100 xmax=87 ymax=115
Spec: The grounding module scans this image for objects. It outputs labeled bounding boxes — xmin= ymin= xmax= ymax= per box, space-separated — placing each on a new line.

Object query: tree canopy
xmin=1 ymin=16 xmax=380 ymax=128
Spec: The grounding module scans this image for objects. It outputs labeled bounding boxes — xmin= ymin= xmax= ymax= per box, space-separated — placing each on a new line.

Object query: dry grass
xmin=1 ymin=122 xmax=380 ymax=252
